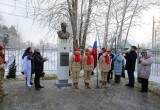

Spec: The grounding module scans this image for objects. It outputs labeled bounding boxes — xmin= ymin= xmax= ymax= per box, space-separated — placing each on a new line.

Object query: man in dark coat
xmin=33 ymin=48 xmax=48 ymax=91
xmin=98 ymin=48 xmax=105 ymax=60
xmin=107 ymin=50 xmax=115 ymax=83
xmin=124 ymin=46 xmax=137 ymax=88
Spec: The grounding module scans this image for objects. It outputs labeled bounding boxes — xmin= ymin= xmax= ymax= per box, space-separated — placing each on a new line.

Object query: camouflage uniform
xmin=0 ymin=56 xmax=7 ymax=102
xmin=99 ymin=55 xmax=111 ymax=87
xmin=82 ymin=54 xmax=94 ymax=88
xmin=69 ymin=54 xmax=81 ymax=89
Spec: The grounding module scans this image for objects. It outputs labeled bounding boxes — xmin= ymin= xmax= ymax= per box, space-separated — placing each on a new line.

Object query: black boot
xmin=38 ymin=85 xmax=44 ymax=88
xmin=35 ymin=88 xmax=40 ymax=91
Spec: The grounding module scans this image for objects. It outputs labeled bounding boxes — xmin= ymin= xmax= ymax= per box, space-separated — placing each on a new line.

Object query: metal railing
xmin=5 ymin=48 xmax=57 ymax=72
xmin=151 ymin=51 xmax=160 ymax=76
xmin=4 ymin=48 xmax=160 ymax=76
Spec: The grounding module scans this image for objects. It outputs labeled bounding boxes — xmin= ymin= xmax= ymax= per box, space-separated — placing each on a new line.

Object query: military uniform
xmin=69 ymin=51 xmax=82 ymax=89
xmin=99 ymin=54 xmax=111 ymax=87
xmin=82 ymin=49 xmax=94 ymax=88
xmin=0 ymin=56 xmax=7 ymax=102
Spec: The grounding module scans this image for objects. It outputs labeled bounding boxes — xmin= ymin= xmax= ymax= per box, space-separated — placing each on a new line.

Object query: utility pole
xmin=152 ymin=16 xmax=155 ymax=50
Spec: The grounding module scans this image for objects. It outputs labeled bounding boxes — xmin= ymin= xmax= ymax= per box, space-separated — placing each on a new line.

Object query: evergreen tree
xmin=6 ymin=59 xmax=17 ymax=79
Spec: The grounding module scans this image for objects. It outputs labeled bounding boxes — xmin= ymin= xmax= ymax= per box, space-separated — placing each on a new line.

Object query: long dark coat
xmin=33 ymin=52 xmax=45 ymax=73
xmin=124 ymin=51 xmax=137 ymax=71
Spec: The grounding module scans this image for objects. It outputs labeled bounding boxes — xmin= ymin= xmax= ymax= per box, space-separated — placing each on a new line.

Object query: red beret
xmin=102 ymin=48 xmax=107 ymax=53
xmin=0 ymin=45 xmax=4 ymax=51
xmin=85 ymin=48 xmax=91 ymax=53
xmin=74 ymin=48 xmax=79 ymax=52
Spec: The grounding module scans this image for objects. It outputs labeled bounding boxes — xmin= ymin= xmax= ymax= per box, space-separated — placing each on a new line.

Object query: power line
xmin=0 ymin=2 xmax=27 ymax=10
xmin=0 ymin=3 xmax=54 ymax=42
xmin=0 ymin=11 xmax=31 ymax=19
xmin=0 ymin=2 xmax=48 ymax=11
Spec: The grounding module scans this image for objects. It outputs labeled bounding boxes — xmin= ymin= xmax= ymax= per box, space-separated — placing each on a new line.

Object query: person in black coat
xmin=98 ymin=48 xmax=105 ymax=60
xmin=107 ymin=50 xmax=115 ymax=83
xmin=124 ymin=46 xmax=137 ymax=88
xmin=33 ymin=48 xmax=48 ymax=91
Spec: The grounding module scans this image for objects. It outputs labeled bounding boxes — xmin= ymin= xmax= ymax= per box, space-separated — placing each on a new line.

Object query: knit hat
xmin=0 ymin=45 xmax=4 ymax=51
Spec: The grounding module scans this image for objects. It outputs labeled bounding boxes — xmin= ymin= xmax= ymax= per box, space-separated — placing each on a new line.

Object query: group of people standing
xmin=21 ymin=47 xmax=48 ymax=91
xmin=69 ymin=48 xmax=94 ymax=89
xmin=69 ymin=46 xmax=153 ymax=93
xmin=69 ymin=47 xmax=125 ymax=89
xmin=0 ymin=44 xmax=153 ymax=103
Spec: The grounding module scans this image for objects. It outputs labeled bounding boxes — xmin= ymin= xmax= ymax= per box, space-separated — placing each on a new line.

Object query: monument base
xmin=55 ymin=79 xmax=72 ymax=88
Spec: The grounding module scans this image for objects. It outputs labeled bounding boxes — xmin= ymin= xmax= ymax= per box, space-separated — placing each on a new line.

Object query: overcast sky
xmin=0 ymin=0 xmax=55 ymax=45
xmin=0 ymin=0 xmax=160 ymax=46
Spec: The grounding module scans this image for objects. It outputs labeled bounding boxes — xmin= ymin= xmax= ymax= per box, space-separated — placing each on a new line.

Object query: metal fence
xmin=4 ymin=48 xmax=160 ymax=76
xmin=5 ymin=48 xmax=57 ymax=72
xmin=151 ymin=51 xmax=160 ymax=76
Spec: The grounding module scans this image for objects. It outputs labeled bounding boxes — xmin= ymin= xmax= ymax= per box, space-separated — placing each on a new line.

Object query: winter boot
xmin=103 ymin=81 xmax=107 ymax=88
xmin=1 ymin=91 xmax=8 ymax=96
xmin=86 ymin=83 xmax=91 ymax=89
xmin=72 ymin=83 xmax=76 ymax=89
xmin=84 ymin=83 xmax=87 ymax=88
xmin=75 ymin=83 xmax=79 ymax=89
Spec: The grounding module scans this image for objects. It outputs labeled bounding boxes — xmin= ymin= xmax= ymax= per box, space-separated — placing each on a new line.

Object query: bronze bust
xmin=57 ymin=22 xmax=70 ymax=40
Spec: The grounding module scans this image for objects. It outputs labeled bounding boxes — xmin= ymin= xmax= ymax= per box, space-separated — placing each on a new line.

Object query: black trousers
xmin=141 ymin=78 xmax=148 ymax=92
xmin=107 ymin=70 xmax=113 ymax=81
xmin=127 ymin=70 xmax=135 ymax=86
xmin=115 ymin=75 xmax=121 ymax=83
xmin=34 ymin=72 xmax=41 ymax=88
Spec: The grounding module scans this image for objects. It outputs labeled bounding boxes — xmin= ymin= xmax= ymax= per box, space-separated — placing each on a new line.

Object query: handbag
xmin=137 ymin=77 xmax=141 ymax=83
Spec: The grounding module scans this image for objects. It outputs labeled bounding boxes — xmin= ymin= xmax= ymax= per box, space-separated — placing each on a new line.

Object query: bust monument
xmin=55 ymin=22 xmax=72 ymax=87
xmin=57 ymin=22 xmax=70 ymax=43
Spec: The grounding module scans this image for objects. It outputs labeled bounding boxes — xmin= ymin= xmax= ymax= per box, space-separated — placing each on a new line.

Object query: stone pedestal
xmin=55 ymin=43 xmax=72 ymax=87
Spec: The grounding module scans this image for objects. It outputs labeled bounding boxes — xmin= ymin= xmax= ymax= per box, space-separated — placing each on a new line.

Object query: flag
xmin=92 ymin=37 xmax=97 ymax=69
xmin=4 ymin=55 xmax=15 ymax=69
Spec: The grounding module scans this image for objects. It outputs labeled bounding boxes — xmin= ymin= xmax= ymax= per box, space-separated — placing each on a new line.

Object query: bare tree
xmin=15 ymin=0 xmax=94 ymax=50
xmin=103 ymin=0 xmax=112 ymax=47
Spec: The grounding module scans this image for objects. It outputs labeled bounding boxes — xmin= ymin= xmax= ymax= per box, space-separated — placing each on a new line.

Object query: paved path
xmin=0 ymin=78 xmax=160 ymax=110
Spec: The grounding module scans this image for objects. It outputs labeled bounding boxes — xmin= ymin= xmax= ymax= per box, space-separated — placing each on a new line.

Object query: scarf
xmin=86 ymin=54 xmax=92 ymax=65
xmin=74 ymin=54 xmax=81 ymax=62
xmin=104 ymin=54 xmax=110 ymax=64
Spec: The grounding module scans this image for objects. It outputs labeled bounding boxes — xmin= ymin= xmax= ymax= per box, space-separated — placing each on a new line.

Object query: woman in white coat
xmin=138 ymin=51 xmax=153 ymax=93
xmin=22 ymin=56 xmax=32 ymax=87
xmin=21 ymin=47 xmax=33 ymax=87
